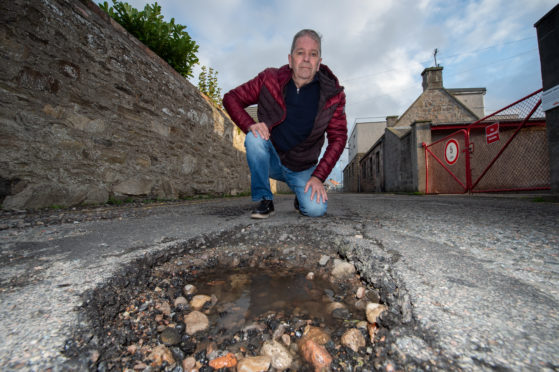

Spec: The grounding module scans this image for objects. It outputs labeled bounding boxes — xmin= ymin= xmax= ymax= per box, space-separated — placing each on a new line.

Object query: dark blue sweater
xmin=271 ymin=77 xmax=320 ymax=152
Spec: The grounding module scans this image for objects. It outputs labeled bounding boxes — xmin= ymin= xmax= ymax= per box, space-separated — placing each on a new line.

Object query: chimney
xmin=386 ymin=116 xmax=399 ymax=127
xmin=421 ymin=66 xmax=443 ymax=91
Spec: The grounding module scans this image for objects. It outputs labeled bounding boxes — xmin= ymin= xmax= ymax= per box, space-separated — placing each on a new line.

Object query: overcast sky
xmin=122 ymin=0 xmax=555 ymax=181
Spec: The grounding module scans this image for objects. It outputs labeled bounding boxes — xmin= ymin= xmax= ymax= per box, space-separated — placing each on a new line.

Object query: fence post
xmin=535 ymin=4 xmax=559 ymax=193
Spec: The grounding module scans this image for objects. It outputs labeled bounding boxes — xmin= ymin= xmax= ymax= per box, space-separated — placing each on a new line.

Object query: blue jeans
xmin=245 ymin=133 xmax=327 ymax=217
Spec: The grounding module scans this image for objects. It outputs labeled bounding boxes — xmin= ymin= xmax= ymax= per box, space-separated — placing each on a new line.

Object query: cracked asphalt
xmin=0 ymin=193 xmax=558 ymax=371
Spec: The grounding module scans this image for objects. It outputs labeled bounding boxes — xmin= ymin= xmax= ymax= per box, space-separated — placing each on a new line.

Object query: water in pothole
xmin=115 ymin=260 xmax=385 ymax=371
xmin=192 ymin=266 xmax=373 ymax=340
xmin=68 ymin=230 xmax=395 ymax=371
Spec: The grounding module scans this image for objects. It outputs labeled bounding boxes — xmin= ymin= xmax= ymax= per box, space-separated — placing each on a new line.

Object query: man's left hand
xmin=304 ymin=176 xmax=327 ymax=204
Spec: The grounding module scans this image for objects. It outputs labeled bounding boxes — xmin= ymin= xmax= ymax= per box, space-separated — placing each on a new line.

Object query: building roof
xmin=447 ymin=88 xmax=487 ymax=95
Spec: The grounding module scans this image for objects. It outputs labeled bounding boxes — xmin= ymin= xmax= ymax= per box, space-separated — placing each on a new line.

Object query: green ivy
xmin=99 ymin=1 xmax=199 ymax=78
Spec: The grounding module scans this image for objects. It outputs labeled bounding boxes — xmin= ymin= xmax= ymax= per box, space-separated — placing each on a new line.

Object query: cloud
xmin=122 ymin=0 xmax=554 ymax=177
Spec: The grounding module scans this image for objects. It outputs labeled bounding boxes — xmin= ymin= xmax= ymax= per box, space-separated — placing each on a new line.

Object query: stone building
xmin=347 ymin=67 xmax=485 ymax=192
xmin=343 ymin=120 xmax=386 ymax=192
xmin=351 ymin=66 xmax=549 ymax=194
xmin=387 ymin=67 xmax=484 ymax=129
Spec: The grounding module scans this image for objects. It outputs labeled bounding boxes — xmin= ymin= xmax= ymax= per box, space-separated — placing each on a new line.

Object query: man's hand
xmin=305 ymin=176 xmax=327 ymax=204
xmin=249 ymin=122 xmax=270 ymax=140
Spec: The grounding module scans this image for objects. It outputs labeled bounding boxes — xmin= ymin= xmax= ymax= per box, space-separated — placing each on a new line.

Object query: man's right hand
xmin=249 ymin=122 xmax=270 ymax=140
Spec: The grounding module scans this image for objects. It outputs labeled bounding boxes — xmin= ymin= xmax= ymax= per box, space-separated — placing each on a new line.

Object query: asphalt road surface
xmin=0 ymin=193 xmax=558 ymax=371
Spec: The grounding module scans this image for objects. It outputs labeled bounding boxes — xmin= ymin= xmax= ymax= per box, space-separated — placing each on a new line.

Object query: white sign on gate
xmin=445 ymin=139 xmax=459 ymax=165
xmin=486 ymin=122 xmax=500 ymax=144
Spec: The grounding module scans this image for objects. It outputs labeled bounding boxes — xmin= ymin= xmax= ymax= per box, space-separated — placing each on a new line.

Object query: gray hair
xmin=290 ymin=29 xmax=322 ymax=56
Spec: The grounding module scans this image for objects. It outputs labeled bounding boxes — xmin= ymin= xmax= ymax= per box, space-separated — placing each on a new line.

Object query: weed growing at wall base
xmin=198 ymin=65 xmax=223 ymax=109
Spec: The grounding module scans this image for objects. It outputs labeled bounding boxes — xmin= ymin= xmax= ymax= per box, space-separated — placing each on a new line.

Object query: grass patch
xmin=107 ymin=196 xmax=134 ymax=206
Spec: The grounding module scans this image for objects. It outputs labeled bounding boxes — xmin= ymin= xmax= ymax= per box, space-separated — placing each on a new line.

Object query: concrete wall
xmin=448 ymin=89 xmax=486 ymax=118
xmin=0 ymin=0 xmax=251 ymax=209
xmin=347 ymin=121 xmax=386 ymax=162
xmin=383 ymin=128 xmax=414 ymax=192
xmin=411 ymin=121 xmax=432 ymax=193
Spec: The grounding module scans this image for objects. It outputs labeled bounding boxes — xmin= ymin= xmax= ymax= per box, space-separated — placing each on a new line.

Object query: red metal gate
xmin=424 ymin=89 xmax=550 ymax=194
xmin=424 ymin=130 xmax=470 ymax=194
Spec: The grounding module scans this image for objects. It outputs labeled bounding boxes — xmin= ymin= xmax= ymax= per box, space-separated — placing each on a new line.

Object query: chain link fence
xmin=472 ymin=90 xmax=549 ymax=192
xmin=424 ymin=89 xmax=550 ymax=194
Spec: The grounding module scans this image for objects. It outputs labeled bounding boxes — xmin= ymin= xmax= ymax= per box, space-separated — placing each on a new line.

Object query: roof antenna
xmin=433 ymin=48 xmax=439 ymax=67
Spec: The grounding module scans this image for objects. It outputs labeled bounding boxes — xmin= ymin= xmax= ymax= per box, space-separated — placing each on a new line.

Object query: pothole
xmin=63 ymin=225 xmax=428 ymax=371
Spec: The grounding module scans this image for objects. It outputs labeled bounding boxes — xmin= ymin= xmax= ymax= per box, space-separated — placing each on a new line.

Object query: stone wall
xmin=359 ymin=143 xmax=384 ymax=193
xmin=0 ymin=0 xmax=251 ymax=209
xmin=342 ymin=154 xmax=362 ymax=192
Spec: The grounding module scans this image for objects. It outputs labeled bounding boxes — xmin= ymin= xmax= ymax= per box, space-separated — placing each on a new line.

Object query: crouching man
xmin=223 ymin=29 xmax=347 ymax=219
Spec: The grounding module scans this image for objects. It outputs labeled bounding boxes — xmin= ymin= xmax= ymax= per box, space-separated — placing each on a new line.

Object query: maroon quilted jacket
xmin=223 ymin=64 xmax=347 ymax=182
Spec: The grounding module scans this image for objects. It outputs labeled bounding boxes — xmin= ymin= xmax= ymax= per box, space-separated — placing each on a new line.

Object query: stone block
xmin=113 ymin=177 xmax=154 ymax=196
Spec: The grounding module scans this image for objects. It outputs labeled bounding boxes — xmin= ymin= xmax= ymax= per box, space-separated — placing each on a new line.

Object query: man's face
xmin=288 ymin=35 xmax=322 ymax=87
